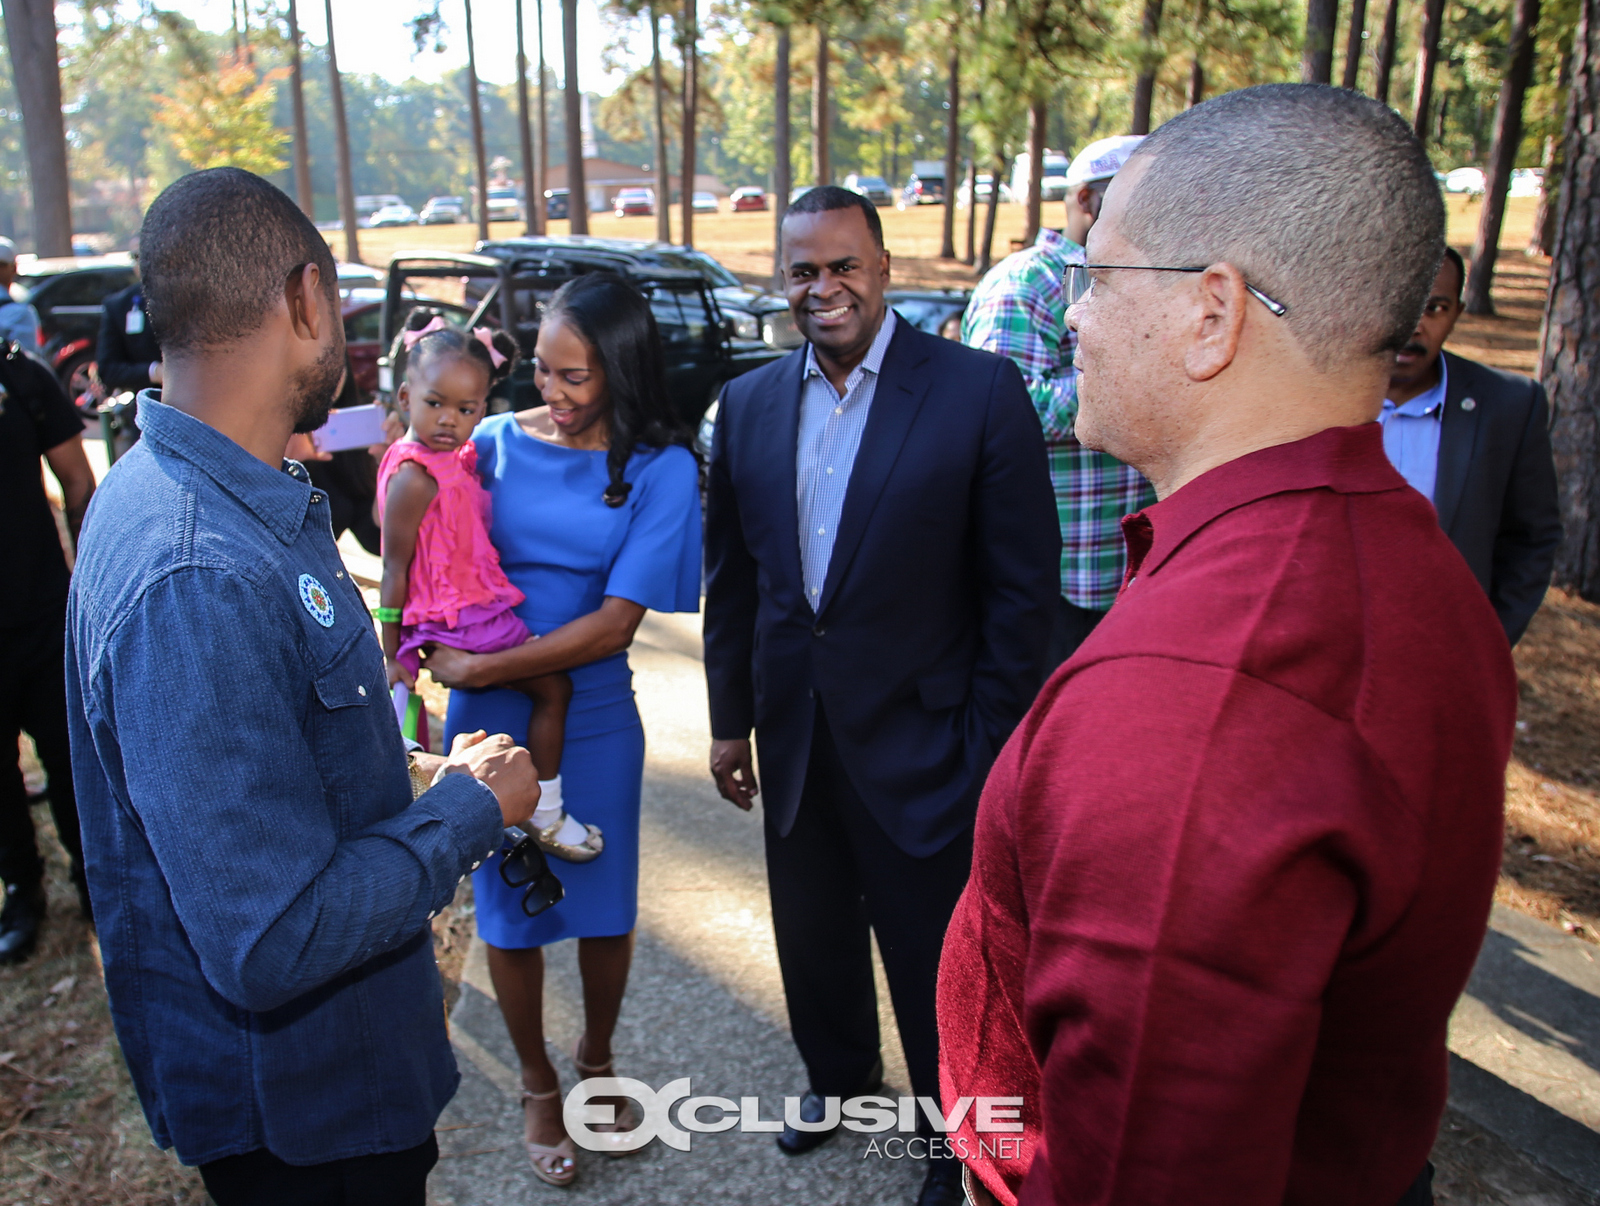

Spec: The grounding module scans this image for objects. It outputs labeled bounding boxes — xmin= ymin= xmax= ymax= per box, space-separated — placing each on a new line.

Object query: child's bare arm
xmin=379 ymin=460 xmax=439 ymax=687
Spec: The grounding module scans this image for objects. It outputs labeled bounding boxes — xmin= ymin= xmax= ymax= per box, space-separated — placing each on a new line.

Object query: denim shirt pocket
xmin=305 ymin=627 xmax=398 ymax=834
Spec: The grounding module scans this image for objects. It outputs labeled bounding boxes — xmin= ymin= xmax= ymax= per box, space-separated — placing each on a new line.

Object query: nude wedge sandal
xmin=520 ymin=1087 xmax=578 ymax=1187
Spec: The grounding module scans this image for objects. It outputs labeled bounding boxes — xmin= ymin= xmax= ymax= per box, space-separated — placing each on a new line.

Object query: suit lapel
xmin=1434 ymin=351 xmax=1480 ymax=534
xmin=816 ymin=318 xmax=931 ymax=615
xmin=769 ymin=349 xmax=809 ymax=604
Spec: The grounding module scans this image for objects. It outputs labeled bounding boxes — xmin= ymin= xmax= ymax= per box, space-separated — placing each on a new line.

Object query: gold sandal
xmin=535 ymin=813 xmax=605 ymax=863
xmin=573 ymin=1039 xmax=643 ymax=1158
xmin=521 ymin=1087 xmax=578 ymax=1187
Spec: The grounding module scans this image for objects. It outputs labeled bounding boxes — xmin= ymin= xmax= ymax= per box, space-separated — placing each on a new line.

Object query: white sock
xmin=531 ymin=776 xmax=588 ymax=846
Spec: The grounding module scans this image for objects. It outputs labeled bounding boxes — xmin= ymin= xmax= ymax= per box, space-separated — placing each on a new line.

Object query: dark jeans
xmin=764 ymin=703 xmax=973 ymax=1116
xmin=0 ymin=609 xmax=84 ymax=893
xmin=200 ymin=1134 xmax=438 ymax=1206
xmin=1045 ymin=595 xmax=1107 ymax=672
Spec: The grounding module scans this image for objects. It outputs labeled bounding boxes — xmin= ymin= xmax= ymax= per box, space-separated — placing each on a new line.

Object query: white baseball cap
xmin=1064 ymin=136 xmax=1147 ymax=191
xmin=0 ymin=237 xmax=15 ymax=264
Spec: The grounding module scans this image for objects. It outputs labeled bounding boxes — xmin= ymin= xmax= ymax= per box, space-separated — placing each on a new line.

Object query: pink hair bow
xmin=400 ymin=315 xmax=449 ymax=350
xmin=472 ymin=326 xmax=506 ymax=368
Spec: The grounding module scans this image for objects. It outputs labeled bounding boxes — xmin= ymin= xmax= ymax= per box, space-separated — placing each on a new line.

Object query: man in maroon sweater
xmin=937 ymin=85 xmax=1518 ymax=1206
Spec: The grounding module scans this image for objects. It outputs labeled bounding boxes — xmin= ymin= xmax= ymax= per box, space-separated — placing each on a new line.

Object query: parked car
xmin=844 ymin=174 xmax=894 ymax=206
xmin=10 ymin=253 xmax=138 ymax=394
xmin=1009 ymin=151 xmax=1070 ymax=206
xmin=614 ymin=187 xmax=656 ymax=217
xmin=486 ymin=187 xmax=524 ymax=223
xmin=730 ymin=186 xmax=768 ymax=212
xmin=1444 ymin=167 xmax=1486 ymax=196
xmin=957 ymin=174 xmax=1012 ymax=206
xmin=382 ymin=241 xmax=785 ymax=426
xmin=370 ymin=203 xmax=418 ymax=228
xmin=335 ymin=261 xmax=387 ymax=300
xmin=631 ymin=242 xmax=803 ymax=353
xmin=886 ymin=288 xmax=971 ymax=337
xmin=355 ymin=194 xmax=405 ymax=227
xmin=692 ymin=191 xmax=721 ymax=214
xmin=545 ymin=189 xmax=571 ymax=220
xmin=420 ymin=196 xmax=467 ymax=224
xmin=899 ymin=173 xmax=945 ymax=207
xmin=1510 ymin=168 xmax=1544 ymax=198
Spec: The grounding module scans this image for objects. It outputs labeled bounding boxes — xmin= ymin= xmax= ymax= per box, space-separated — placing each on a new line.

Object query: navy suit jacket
xmin=703 ymin=316 xmax=1060 ymax=857
xmin=1435 ymin=350 xmax=1561 ymax=645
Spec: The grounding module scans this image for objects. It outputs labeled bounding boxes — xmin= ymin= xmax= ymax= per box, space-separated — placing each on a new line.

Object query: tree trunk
xmin=535 ymin=0 xmax=548 ymax=235
xmin=680 ymin=0 xmax=698 ymax=248
xmin=1 ymin=0 xmax=72 ymax=256
xmin=977 ymin=153 xmax=1004 ymax=275
xmin=651 ymin=5 xmax=671 ymax=243
xmin=323 ymin=0 xmax=360 ymax=262
xmin=812 ymin=24 xmax=830 ymax=185
xmin=516 ymin=0 xmax=537 ymax=236
xmin=1131 ymin=0 xmax=1163 ymax=134
xmin=1302 ymin=0 xmax=1338 ymax=83
xmin=1530 ymin=136 xmax=1559 ymax=256
xmin=1411 ymin=0 xmax=1446 ymax=144
xmin=963 ymin=156 xmax=977 ymax=264
xmin=563 ymin=0 xmax=587 ymax=233
xmin=1341 ymin=0 xmax=1368 ymax=89
xmin=464 ymin=0 xmax=491 ymax=242
xmin=287 ymin=0 xmax=314 ymax=218
xmin=1187 ymin=0 xmax=1207 ymax=107
xmin=941 ymin=47 xmax=960 ymax=260
xmin=773 ymin=23 xmax=791 ymax=285
xmin=1464 ymin=0 xmax=1540 ymax=315
xmin=1373 ymin=0 xmax=1400 ymax=102
xmin=1544 ymin=0 xmax=1600 ymax=599
xmin=1023 ymin=97 xmax=1046 ymax=245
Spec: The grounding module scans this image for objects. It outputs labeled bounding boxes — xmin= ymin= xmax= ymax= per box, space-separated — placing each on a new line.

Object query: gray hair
xmin=1118 ymin=84 xmax=1444 ymax=369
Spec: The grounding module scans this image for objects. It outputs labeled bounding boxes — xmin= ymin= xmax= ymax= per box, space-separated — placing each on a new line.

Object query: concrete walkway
xmin=1449 ymin=906 xmax=1600 ymax=1195
xmin=428 ymin=612 xmax=927 ymax=1205
xmin=404 ymin=601 xmax=1600 ymax=1202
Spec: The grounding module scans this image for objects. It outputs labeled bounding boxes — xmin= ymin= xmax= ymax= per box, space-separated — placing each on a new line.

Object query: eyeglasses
xmin=499 ymin=831 xmax=565 ymax=917
xmin=1066 ymin=264 xmax=1289 ymax=317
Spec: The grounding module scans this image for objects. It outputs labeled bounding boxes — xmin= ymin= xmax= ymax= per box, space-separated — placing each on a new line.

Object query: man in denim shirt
xmin=65 ymin=168 xmax=540 ymax=1205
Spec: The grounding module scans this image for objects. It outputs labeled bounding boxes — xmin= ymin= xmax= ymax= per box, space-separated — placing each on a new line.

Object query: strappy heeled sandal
xmin=520 ymin=1087 xmax=578 ymax=1187
xmin=572 ymin=1039 xmax=643 ymax=1158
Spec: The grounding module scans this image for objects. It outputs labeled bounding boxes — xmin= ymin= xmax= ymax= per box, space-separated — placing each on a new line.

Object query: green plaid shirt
xmin=963 ymin=229 xmax=1156 ymax=610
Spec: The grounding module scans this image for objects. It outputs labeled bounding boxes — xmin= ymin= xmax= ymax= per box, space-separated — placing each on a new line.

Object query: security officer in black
xmin=95 ymin=276 xmax=162 ymax=458
xmin=1 ymin=341 xmax=95 ymax=961
xmin=97 ymin=278 xmax=163 ymax=394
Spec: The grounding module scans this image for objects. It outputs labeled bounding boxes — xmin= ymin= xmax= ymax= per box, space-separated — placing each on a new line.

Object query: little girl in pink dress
xmin=376 ymin=313 xmax=601 ymax=862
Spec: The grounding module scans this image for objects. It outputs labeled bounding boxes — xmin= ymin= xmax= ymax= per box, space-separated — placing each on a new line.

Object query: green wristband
xmin=374 ymin=607 xmax=403 ymax=624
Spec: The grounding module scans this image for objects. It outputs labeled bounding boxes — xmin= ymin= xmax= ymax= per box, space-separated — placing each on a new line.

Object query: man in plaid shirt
xmin=963 ymin=135 xmax=1154 ymax=666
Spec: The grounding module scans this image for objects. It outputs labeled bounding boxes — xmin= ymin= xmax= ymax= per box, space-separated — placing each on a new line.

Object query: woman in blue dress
xmin=421 ymin=274 xmax=700 ymax=1188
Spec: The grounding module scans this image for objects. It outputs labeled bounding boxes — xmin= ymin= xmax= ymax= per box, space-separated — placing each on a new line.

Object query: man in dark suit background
xmin=703 ymin=186 xmax=1059 ymax=1206
xmin=97 ymin=273 xmax=163 ymax=395
xmin=1381 ymin=247 xmax=1561 ymax=644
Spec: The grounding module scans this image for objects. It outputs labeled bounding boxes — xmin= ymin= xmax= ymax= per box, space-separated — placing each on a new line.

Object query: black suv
xmin=479 ymin=236 xmax=803 ymax=356
xmin=12 ymin=255 xmax=138 ymax=394
xmin=377 ymin=244 xmax=785 ymax=427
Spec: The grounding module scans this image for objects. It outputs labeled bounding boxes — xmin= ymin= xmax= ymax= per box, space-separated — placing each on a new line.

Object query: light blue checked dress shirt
xmin=1378 ymin=356 xmax=1448 ymax=505
xmin=796 ymin=309 xmax=898 ymax=606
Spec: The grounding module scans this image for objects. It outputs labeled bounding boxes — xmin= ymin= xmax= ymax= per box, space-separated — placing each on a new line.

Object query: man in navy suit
xmin=703 ymin=186 xmax=1059 ymax=1206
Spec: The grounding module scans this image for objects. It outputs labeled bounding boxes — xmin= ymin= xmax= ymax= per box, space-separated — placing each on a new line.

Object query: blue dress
xmin=446 ymin=413 xmax=701 ymax=947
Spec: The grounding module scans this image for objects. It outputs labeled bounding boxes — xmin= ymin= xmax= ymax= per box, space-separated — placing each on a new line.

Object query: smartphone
xmin=312 ymin=403 xmax=389 ymax=453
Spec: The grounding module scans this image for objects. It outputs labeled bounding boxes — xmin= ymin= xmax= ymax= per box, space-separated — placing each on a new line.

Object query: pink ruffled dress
xmin=377 ymin=440 xmax=530 ymax=675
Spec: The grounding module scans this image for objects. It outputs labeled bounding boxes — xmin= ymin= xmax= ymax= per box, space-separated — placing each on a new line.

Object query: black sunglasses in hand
xmin=499 ymin=830 xmax=565 ymax=917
